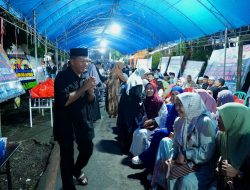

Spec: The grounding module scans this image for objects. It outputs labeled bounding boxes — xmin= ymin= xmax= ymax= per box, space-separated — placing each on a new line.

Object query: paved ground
xmin=51 ymin=103 xmax=150 ymax=190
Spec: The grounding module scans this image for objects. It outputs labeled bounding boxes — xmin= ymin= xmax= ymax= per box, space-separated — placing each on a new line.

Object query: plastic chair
xmin=233 ymin=91 xmax=247 ymax=100
xmin=244 ymin=95 xmax=250 ymax=107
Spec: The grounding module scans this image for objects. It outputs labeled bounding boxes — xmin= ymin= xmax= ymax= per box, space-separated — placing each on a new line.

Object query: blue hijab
xmin=165 ymin=86 xmax=184 ymax=133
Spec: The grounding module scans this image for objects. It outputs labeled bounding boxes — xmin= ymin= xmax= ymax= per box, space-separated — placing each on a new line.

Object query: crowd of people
xmin=53 ymin=48 xmax=249 ymax=190
xmin=104 ymin=62 xmax=250 ymax=190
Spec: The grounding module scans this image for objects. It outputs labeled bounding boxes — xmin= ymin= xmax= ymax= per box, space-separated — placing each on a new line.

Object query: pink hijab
xmin=195 ymin=89 xmax=217 ymax=113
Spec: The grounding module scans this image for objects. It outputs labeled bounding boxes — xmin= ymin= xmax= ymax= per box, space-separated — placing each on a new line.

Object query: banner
xmin=241 ymin=45 xmax=250 ymax=88
xmin=8 ymin=54 xmax=37 ymax=90
xmin=0 ymin=46 xmax=25 ymax=103
xmin=182 ymin=60 xmax=205 ymax=82
xmin=204 ymin=47 xmax=238 ymax=92
xmin=158 ymin=57 xmax=170 ymax=74
xmin=166 ymin=56 xmax=184 ymax=76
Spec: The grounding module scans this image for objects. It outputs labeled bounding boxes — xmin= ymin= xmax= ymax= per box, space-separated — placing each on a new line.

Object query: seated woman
xmin=152 ymin=93 xmax=216 ymax=190
xmin=130 ymin=82 xmax=167 ymax=156
xmin=131 ymin=87 xmax=183 ymax=174
xmin=216 ymin=103 xmax=250 ymax=190
xmin=217 ymin=90 xmax=234 ymax=106
xmin=195 ymin=89 xmax=217 ymax=114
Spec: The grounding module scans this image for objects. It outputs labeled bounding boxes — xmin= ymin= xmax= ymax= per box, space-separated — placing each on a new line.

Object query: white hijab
xmin=126 ymin=67 xmax=150 ymax=95
xmin=176 ymin=92 xmax=208 ymax=150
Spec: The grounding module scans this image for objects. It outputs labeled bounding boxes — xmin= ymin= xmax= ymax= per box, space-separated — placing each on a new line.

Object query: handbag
xmin=165 ymin=161 xmax=195 ymax=180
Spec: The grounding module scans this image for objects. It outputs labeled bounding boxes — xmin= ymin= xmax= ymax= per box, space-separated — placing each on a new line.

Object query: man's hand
xmin=222 ymin=160 xmax=239 ymax=177
xmin=87 ymin=87 xmax=95 ymax=95
xmin=83 ymin=77 xmax=96 ymax=91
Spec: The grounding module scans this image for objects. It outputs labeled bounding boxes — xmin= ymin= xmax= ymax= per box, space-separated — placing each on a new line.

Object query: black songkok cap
xmin=70 ymin=48 xmax=88 ymax=58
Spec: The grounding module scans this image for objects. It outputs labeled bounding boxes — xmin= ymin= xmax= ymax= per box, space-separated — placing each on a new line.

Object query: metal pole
xmin=223 ymin=27 xmax=228 ymax=79
xmin=179 ymin=36 xmax=182 ymax=76
xmin=55 ymin=40 xmax=59 ymax=73
xmin=60 ymin=50 xmax=62 ymax=71
xmin=33 ymin=11 xmax=38 ymax=82
xmin=237 ymin=36 xmax=243 ymax=90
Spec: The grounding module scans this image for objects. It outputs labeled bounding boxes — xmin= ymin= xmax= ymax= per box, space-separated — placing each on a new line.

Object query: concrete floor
xmin=54 ymin=103 xmax=150 ymax=190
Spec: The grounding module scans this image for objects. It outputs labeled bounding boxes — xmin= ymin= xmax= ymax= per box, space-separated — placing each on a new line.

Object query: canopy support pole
xmin=179 ymin=35 xmax=182 ymax=76
xmin=223 ymin=27 xmax=228 ymax=79
xmin=237 ymin=36 xmax=243 ymax=90
xmin=33 ymin=11 xmax=38 ymax=82
xmin=55 ymin=40 xmax=59 ymax=73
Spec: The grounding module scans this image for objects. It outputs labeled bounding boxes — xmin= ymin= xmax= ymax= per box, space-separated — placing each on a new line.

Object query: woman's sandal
xmin=75 ymin=172 xmax=88 ymax=186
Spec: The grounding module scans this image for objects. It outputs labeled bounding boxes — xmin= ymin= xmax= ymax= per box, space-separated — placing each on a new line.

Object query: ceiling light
xmin=110 ymin=23 xmax=121 ymax=35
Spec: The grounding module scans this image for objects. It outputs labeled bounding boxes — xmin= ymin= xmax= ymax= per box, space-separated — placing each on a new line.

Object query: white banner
xmin=167 ymin=56 xmax=184 ymax=76
xmin=136 ymin=57 xmax=152 ymax=69
xmin=182 ymin=60 xmax=205 ymax=82
xmin=158 ymin=57 xmax=170 ymax=74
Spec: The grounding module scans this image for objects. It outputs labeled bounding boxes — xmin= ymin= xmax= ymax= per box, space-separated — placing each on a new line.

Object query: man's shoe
xmin=132 ymin=156 xmax=143 ymax=165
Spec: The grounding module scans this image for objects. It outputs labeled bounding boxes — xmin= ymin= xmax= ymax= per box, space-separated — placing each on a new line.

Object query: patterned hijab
xmin=113 ymin=62 xmax=127 ymax=82
xmin=176 ymin=92 xmax=208 ymax=149
xmin=144 ymin=83 xmax=163 ymax=119
xmin=195 ymin=89 xmax=217 ymax=113
xmin=126 ymin=67 xmax=150 ymax=95
xmin=217 ymin=90 xmax=234 ymax=106
xmin=217 ymin=103 xmax=250 ymax=169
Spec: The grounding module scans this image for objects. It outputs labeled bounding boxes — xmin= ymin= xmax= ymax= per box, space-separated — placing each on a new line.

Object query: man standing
xmin=54 ymin=48 xmax=96 ymax=190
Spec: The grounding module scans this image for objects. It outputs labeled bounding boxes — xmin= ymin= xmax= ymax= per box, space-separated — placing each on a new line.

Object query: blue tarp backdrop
xmin=0 ymin=0 xmax=250 ymax=53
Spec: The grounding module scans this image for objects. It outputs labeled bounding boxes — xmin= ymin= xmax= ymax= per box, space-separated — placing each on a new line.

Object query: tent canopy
xmin=1 ymin=0 xmax=250 ymax=54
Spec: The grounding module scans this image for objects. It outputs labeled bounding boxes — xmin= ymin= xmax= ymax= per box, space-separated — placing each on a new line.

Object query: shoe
xmin=147 ymin=173 xmax=152 ymax=181
xmin=132 ymin=156 xmax=143 ymax=165
xmin=74 ymin=172 xmax=88 ymax=186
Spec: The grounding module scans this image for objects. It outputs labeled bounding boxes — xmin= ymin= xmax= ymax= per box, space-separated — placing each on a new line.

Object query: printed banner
xmin=241 ymin=45 xmax=250 ymax=87
xmin=182 ymin=60 xmax=205 ymax=82
xmin=204 ymin=47 xmax=238 ymax=92
xmin=0 ymin=46 xmax=25 ymax=103
xmin=158 ymin=57 xmax=170 ymax=74
xmin=166 ymin=56 xmax=184 ymax=76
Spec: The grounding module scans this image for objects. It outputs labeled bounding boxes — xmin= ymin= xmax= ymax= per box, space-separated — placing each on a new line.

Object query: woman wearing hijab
xmin=168 ymin=93 xmax=216 ymax=189
xmin=130 ymin=82 xmax=166 ymax=156
xmin=106 ymin=62 xmax=127 ymax=118
xmin=86 ymin=62 xmax=102 ymax=121
xmin=216 ymin=103 xmax=250 ymax=189
xmin=117 ymin=67 xmax=150 ymax=153
xmin=217 ymin=90 xmax=234 ymax=107
xmin=195 ymin=89 xmax=217 ymax=114
xmin=132 ymin=87 xmax=183 ymax=177
xmin=152 ymin=93 xmax=216 ymax=190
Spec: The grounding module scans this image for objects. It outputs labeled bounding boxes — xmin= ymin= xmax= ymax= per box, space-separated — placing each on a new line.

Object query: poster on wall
xmin=166 ymin=56 xmax=184 ymax=76
xmin=241 ymin=45 xmax=250 ymax=89
xmin=8 ymin=54 xmax=37 ymax=90
xmin=158 ymin=57 xmax=170 ymax=74
xmin=182 ymin=60 xmax=205 ymax=82
xmin=204 ymin=46 xmax=238 ymax=92
xmin=0 ymin=46 xmax=25 ymax=103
